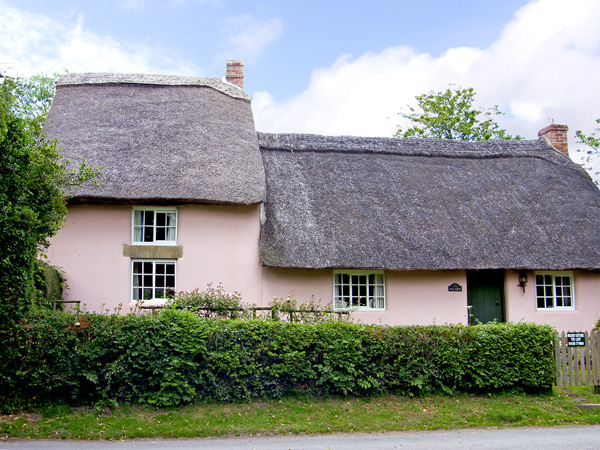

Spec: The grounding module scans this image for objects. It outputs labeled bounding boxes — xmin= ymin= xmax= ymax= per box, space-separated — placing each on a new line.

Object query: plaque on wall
xmin=448 ymin=283 xmax=462 ymax=292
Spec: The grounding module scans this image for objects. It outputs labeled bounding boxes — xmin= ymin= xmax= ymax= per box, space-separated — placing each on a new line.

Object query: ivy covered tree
xmin=395 ymin=86 xmax=521 ymax=141
xmin=576 ymin=118 xmax=600 ymax=185
xmin=0 ymin=72 xmax=98 ymax=321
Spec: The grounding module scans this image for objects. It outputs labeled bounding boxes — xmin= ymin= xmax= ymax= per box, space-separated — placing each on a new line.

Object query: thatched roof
xmin=44 ymin=73 xmax=265 ymax=204
xmin=258 ymin=133 xmax=600 ymax=271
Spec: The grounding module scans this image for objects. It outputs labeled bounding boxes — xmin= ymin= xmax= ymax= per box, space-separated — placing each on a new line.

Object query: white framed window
xmin=132 ymin=207 xmax=177 ymax=245
xmin=334 ymin=271 xmax=385 ymax=310
xmin=536 ymin=272 xmax=574 ymax=310
xmin=132 ymin=260 xmax=176 ymax=301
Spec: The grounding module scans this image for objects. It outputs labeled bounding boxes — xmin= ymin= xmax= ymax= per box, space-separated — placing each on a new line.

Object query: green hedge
xmin=1 ymin=309 xmax=556 ymax=410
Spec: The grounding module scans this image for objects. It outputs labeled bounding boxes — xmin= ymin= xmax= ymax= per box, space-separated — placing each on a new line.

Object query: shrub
xmin=267 ymin=295 xmax=348 ymax=324
xmin=2 ymin=310 xmax=556 ymax=411
xmin=167 ymin=284 xmax=252 ymax=319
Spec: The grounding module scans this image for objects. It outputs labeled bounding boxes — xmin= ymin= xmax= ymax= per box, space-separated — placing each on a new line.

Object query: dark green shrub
xmin=2 ymin=310 xmax=556 ymax=411
xmin=34 ymin=260 xmax=66 ymax=310
xmin=465 ymin=322 xmax=555 ymax=393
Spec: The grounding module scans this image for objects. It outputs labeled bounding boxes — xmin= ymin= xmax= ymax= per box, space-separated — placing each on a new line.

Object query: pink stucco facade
xmin=505 ymin=269 xmax=600 ymax=332
xmin=262 ymin=268 xmax=468 ymax=325
xmin=47 ymin=204 xmax=263 ymax=313
xmin=48 ymin=205 xmax=599 ymax=331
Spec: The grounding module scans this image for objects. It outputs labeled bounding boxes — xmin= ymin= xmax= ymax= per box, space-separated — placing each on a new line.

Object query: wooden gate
xmin=554 ymin=330 xmax=600 ymax=387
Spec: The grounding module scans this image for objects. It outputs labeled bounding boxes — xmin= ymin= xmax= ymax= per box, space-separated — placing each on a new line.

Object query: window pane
xmin=144 ymin=211 xmax=154 ymax=225
xmin=143 ymin=226 xmax=153 ymax=242
xmin=535 ymin=273 xmax=574 ymax=309
xmin=334 ymin=272 xmax=384 ymax=309
xmin=166 ymin=264 xmax=175 ymax=275
xmin=166 ymin=275 xmax=175 ymax=288
xmin=166 ymin=213 xmax=176 ymax=230
xmin=134 ymin=211 xmax=143 ymax=226
xmin=133 ymin=210 xmax=177 ymax=243
xmin=536 ymin=285 xmax=544 ymax=297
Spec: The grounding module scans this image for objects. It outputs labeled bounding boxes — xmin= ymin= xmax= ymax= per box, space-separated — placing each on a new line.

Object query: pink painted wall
xmin=47 ymin=204 xmax=263 ymax=313
xmin=46 ymin=205 xmax=132 ymax=313
xmin=176 ymin=204 xmax=262 ymax=304
xmin=261 ymin=268 xmax=468 ymax=325
xmin=505 ymin=269 xmax=600 ymax=332
xmin=384 ymin=271 xmax=468 ymax=326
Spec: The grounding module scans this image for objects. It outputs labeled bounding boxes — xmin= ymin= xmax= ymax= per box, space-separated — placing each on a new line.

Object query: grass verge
xmin=1 ymin=386 xmax=599 ymax=440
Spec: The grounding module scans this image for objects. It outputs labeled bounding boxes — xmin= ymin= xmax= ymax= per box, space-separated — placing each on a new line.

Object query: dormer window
xmin=132 ymin=208 xmax=177 ymax=245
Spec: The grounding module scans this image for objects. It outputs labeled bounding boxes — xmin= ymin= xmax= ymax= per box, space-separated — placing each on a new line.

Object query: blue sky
xmin=2 ymin=0 xmax=600 ymax=175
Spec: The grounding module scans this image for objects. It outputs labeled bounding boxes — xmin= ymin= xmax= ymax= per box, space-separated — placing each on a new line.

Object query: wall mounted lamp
xmin=518 ymin=272 xmax=528 ymax=293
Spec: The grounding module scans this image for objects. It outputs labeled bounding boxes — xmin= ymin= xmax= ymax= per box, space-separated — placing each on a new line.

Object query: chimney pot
xmin=538 ymin=124 xmax=569 ymax=155
xmin=226 ymin=60 xmax=244 ymax=90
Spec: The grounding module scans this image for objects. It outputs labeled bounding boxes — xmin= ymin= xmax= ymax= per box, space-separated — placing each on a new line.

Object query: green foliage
xmin=169 ymin=286 xmax=349 ymax=324
xmin=464 ymin=322 xmax=555 ymax=393
xmin=167 ymin=284 xmax=253 ymax=319
xmin=267 ymin=295 xmax=346 ymax=324
xmin=0 ymin=72 xmax=99 ymax=324
xmin=1 ymin=72 xmax=61 ymax=136
xmin=34 ymin=260 xmax=66 ymax=310
xmin=3 ymin=310 xmax=556 ymax=411
xmin=576 ymin=118 xmax=600 ymax=184
xmin=396 ymin=86 xmax=521 ymax=141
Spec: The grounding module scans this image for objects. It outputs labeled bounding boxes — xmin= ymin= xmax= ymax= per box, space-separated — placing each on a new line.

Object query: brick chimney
xmin=538 ymin=123 xmax=569 ymax=155
xmin=225 ymin=60 xmax=244 ymax=90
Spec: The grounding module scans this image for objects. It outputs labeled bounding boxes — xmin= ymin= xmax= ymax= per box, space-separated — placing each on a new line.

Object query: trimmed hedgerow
xmin=1 ymin=309 xmax=555 ymax=411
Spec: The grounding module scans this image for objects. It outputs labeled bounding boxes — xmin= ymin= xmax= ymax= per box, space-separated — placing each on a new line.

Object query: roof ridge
xmin=57 ymin=73 xmax=251 ymax=101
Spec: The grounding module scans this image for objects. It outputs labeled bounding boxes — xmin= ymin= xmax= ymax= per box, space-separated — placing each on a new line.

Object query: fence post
xmin=555 ymin=332 xmax=562 ymax=386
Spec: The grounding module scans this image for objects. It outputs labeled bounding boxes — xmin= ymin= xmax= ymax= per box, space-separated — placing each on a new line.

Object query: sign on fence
xmin=566 ymin=332 xmax=586 ymax=347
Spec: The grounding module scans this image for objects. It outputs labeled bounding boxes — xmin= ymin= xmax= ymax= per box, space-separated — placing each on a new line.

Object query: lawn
xmin=1 ymin=386 xmax=599 ymax=440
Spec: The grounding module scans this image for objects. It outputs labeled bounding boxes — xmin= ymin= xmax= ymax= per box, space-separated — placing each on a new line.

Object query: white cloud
xmin=118 ymin=0 xmax=221 ymax=11
xmin=119 ymin=0 xmax=148 ymax=12
xmin=220 ymin=16 xmax=283 ymax=64
xmin=252 ymin=0 xmax=600 ymax=162
xmin=0 ymin=2 xmax=201 ymax=76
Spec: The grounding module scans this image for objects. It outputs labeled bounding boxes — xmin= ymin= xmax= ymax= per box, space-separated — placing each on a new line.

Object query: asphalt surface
xmin=1 ymin=425 xmax=600 ymax=449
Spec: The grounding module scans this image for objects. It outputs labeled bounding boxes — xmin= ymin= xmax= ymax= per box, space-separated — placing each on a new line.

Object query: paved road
xmin=1 ymin=426 xmax=599 ymax=449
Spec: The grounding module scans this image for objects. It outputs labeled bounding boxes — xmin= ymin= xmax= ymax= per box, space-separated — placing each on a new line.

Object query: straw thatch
xmin=258 ymin=133 xmax=600 ymax=271
xmin=43 ymin=73 xmax=265 ymax=204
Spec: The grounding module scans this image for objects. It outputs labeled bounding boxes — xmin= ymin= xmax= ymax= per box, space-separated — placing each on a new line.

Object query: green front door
xmin=467 ymin=270 xmax=505 ymax=324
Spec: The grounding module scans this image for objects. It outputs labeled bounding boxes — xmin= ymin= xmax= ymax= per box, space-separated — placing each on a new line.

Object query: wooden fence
xmin=554 ymin=330 xmax=600 ymax=389
xmin=140 ymin=305 xmax=350 ymax=322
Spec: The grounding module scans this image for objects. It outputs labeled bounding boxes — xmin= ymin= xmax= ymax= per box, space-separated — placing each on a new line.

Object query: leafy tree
xmin=0 ymin=72 xmax=98 ymax=322
xmin=395 ymin=86 xmax=521 ymax=141
xmin=576 ymin=118 xmax=600 ymax=184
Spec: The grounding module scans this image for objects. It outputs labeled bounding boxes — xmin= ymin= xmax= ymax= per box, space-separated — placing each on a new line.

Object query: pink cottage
xmin=44 ymin=65 xmax=600 ymax=331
